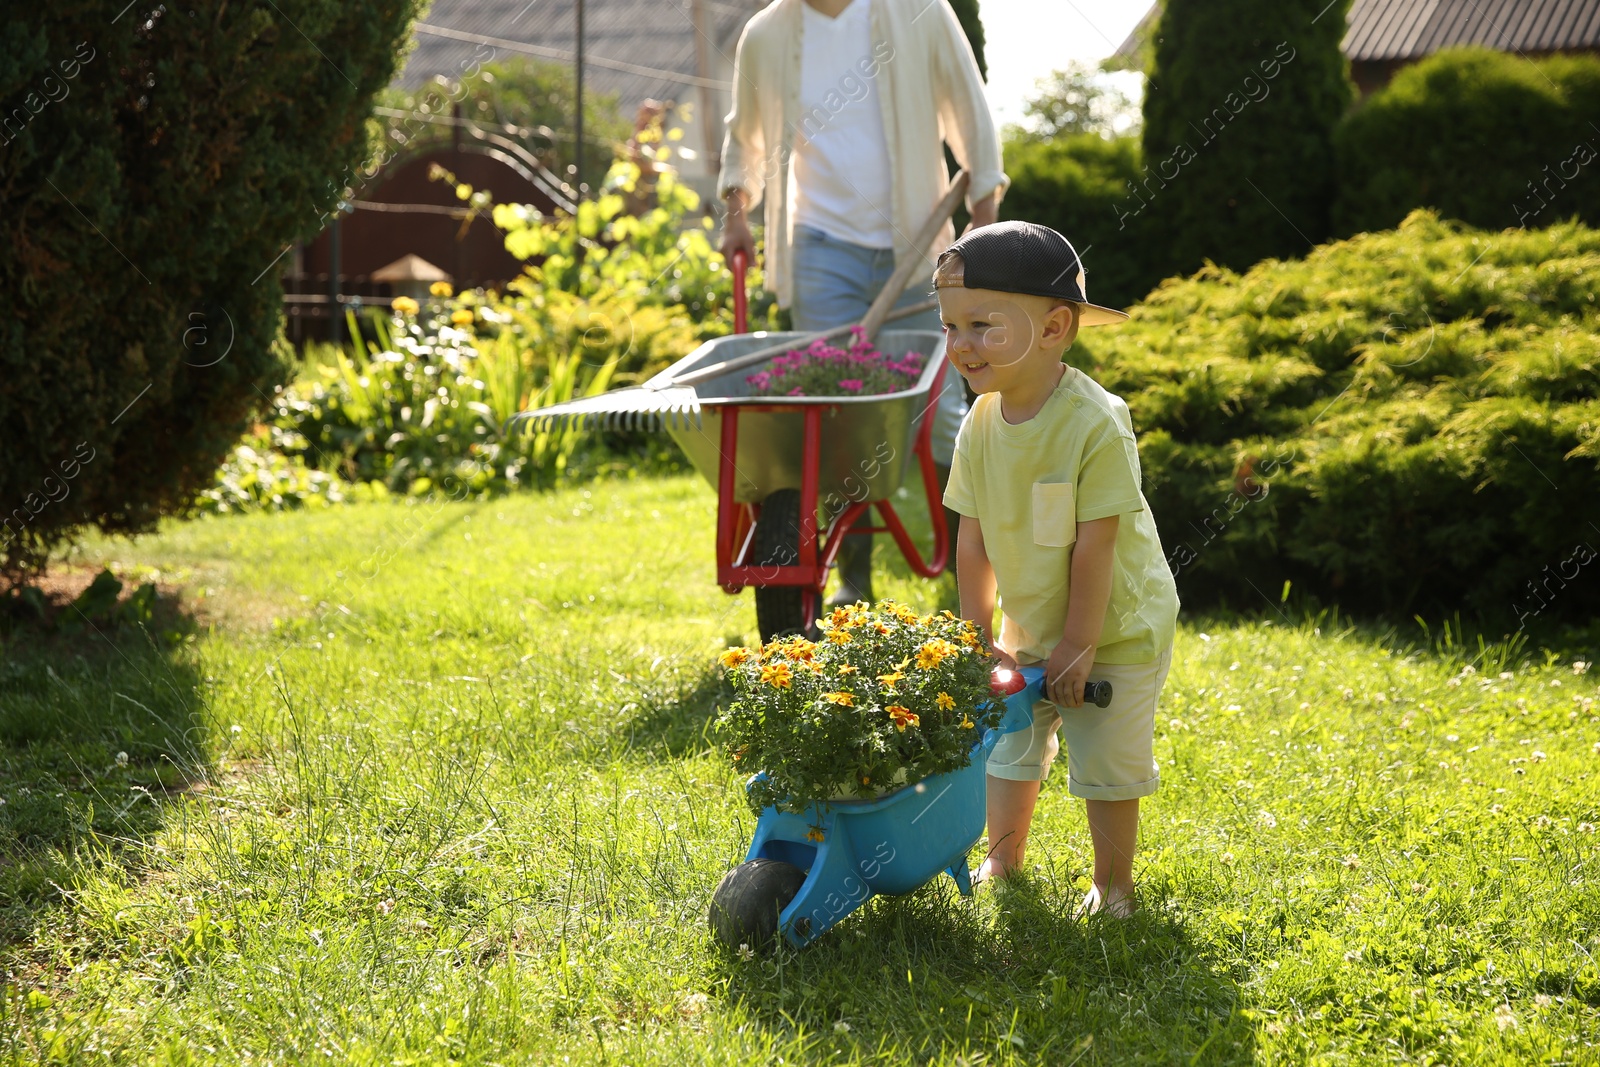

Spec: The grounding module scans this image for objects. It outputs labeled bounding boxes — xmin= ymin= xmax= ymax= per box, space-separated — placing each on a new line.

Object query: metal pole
xmin=329 ymin=212 xmax=342 ymax=347
xmin=575 ymin=0 xmax=585 ymax=201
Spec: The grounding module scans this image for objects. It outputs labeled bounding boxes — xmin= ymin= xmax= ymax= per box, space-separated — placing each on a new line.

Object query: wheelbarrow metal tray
xmin=658 ymin=329 xmax=947 ymax=505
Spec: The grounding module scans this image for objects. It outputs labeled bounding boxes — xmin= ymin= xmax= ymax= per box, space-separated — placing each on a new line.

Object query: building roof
xmin=1343 ymin=0 xmax=1600 ymax=62
xmin=394 ymin=0 xmax=764 ymax=113
xmin=1112 ymin=0 xmax=1600 ymax=66
xmin=371 ymin=253 xmax=451 ymax=282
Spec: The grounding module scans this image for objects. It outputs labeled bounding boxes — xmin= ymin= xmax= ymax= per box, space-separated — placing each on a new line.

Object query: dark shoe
xmin=828 ymin=531 xmax=874 ymax=607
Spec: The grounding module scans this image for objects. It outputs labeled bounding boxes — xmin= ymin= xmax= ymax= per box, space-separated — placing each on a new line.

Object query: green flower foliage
xmin=0 ymin=1 xmax=422 ymax=577
xmin=715 ymin=602 xmax=999 ymax=815
xmin=1335 ymin=47 xmax=1600 ymax=236
xmin=1140 ymin=0 xmax=1352 ymax=280
xmin=1074 ymin=210 xmax=1600 ymax=622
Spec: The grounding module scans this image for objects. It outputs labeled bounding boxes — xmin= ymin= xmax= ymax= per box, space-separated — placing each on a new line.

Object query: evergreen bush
xmin=1000 ymin=132 xmax=1159 ymax=308
xmin=1139 ymin=0 xmax=1352 ymax=281
xmin=1334 ymin=47 xmax=1600 ymax=236
xmin=0 ymin=1 xmax=421 ymax=576
xmin=1073 ymin=211 xmax=1600 ymax=622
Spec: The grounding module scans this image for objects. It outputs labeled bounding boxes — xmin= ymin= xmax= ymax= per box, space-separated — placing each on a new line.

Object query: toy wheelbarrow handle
xmin=992 ymin=667 xmax=1114 ymax=711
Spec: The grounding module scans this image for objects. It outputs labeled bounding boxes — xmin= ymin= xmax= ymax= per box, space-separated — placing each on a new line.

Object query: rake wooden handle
xmin=857 ymin=169 xmax=970 ymax=343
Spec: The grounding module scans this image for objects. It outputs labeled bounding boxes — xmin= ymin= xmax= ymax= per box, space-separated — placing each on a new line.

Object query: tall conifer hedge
xmin=1138 ymin=0 xmax=1352 ymax=281
xmin=0 ymin=1 xmax=421 ymax=576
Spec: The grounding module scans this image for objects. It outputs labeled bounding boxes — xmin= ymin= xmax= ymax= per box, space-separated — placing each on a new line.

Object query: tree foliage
xmin=1334 ymin=47 xmax=1600 ymax=236
xmin=1139 ymin=0 xmax=1352 ymax=280
xmin=0 ymin=1 xmax=422 ymax=578
xmin=378 ymin=57 xmax=631 ymax=194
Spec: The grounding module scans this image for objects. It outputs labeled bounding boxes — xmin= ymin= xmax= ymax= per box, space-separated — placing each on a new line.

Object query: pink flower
xmin=788 ymin=386 xmax=805 ymax=396
xmin=838 ymin=379 xmax=863 ymax=392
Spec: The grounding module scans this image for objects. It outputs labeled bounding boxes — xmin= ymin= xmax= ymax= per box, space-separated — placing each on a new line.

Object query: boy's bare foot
xmin=1076 ymin=885 xmax=1137 ymax=919
xmin=971 ymin=857 xmax=1018 ymax=887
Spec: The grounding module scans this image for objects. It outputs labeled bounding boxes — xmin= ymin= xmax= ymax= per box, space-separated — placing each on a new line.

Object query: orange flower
xmin=822 ymin=691 xmax=856 ymax=707
xmin=783 ymin=638 xmax=817 ymax=661
xmin=936 ymin=692 xmax=956 ymax=711
xmin=827 ymin=628 xmax=853 ymax=645
xmin=805 ymin=826 xmax=826 ymax=843
xmin=874 ymin=621 xmax=892 ymax=634
xmin=860 ymin=775 xmax=871 ymax=785
xmin=760 ymin=662 xmax=793 ymax=688
xmin=719 ymin=647 xmax=752 ymax=668
xmin=886 ymin=704 xmax=920 ymax=732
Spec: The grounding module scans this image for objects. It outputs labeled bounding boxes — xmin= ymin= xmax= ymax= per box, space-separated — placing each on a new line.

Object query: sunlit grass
xmin=1 ymin=475 xmax=1596 ymax=1064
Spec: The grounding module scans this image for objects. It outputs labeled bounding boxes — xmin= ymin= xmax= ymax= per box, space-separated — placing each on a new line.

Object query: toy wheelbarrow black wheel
xmin=709 ymin=858 xmax=807 ymax=952
xmin=753 ymin=489 xmax=821 ymax=642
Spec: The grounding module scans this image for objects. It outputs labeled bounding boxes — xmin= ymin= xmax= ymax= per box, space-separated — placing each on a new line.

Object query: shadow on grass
xmin=0 ymin=591 xmax=208 ymax=963
xmin=621 ymin=663 xmax=728 ymax=759
xmin=715 ymin=873 xmax=1254 ymax=1064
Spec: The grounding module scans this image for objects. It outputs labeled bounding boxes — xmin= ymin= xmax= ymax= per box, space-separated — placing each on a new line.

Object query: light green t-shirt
xmin=944 ymin=366 xmax=1179 ymax=665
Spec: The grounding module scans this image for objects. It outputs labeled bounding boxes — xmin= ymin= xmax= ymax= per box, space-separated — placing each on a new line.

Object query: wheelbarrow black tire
xmin=753 ymin=489 xmax=819 ymax=641
xmin=709 ymin=858 xmax=807 ymax=952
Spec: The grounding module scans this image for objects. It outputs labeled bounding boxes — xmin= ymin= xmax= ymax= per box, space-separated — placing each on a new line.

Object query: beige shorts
xmin=987 ymin=644 xmax=1173 ymax=800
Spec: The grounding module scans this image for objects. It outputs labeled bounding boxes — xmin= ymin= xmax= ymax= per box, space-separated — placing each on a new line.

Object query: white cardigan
xmin=718 ymin=0 xmax=1009 ymax=308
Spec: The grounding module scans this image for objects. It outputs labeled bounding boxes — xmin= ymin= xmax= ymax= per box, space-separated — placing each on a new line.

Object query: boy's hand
xmin=1045 ymin=640 xmax=1096 ymax=708
xmin=992 ymin=647 xmax=1018 ymax=672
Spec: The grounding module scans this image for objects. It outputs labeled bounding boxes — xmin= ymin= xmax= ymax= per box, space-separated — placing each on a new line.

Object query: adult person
xmin=718 ymin=0 xmax=1007 ymax=606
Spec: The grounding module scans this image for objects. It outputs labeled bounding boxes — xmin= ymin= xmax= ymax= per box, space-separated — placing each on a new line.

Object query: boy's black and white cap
xmin=936 ymin=221 xmax=1129 ymax=326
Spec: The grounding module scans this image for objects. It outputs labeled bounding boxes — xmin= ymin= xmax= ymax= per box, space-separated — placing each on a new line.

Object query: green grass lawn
xmin=2 ymin=475 xmax=1597 ymax=1065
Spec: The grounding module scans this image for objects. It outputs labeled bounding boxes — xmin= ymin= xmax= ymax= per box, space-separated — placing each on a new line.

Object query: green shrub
xmin=1334 ymin=47 xmax=1600 ymax=236
xmin=0 ymin=1 xmax=422 ymax=577
xmin=1139 ymin=0 xmax=1352 ymax=280
xmin=1000 ymin=132 xmax=1159 ymax=308
xmin=1074 ymin=210 xmax=1600 ymax=622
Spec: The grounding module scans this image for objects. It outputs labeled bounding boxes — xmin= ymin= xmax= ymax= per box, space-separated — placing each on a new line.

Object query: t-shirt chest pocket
xmin=1031 ymin=481 xmax=1076 ymax=548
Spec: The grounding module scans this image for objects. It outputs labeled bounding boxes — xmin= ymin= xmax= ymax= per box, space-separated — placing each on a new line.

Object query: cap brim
xmin=1077 ymin=302 xmax=1129 ymax=326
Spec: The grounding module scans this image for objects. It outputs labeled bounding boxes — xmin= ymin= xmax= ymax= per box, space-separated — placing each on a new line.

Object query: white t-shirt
xmin=790 ymin=0 xmax=895 ymax=249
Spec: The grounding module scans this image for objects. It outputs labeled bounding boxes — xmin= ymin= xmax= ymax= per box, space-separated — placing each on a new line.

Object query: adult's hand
xmin=964 ymin=192 xmax=998 ymax=234
xmin=720 ymin=188 xmax=757 ymax=268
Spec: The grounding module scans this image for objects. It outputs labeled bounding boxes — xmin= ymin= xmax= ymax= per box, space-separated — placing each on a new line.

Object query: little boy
xmin=936 ymin=222 xmax=1179 ymax=917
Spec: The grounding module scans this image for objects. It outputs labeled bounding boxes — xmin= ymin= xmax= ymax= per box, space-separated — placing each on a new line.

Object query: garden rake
xmin=508 ymin=172 xmax=970 ymax=435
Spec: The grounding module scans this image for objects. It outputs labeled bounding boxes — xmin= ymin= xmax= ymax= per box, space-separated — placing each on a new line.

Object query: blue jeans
xmin=791 ymin=224 xmax=964 ymax=466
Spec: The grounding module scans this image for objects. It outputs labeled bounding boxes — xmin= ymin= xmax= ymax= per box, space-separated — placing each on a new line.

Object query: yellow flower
xmin=873 ymin=621 xmax=892 ymax=634
xmin=760 ymin=662 xmax=792 ymax=689
xmin=959 ymin=715 xmax=973 ymax=729
xmin=827 ymin=628 xmax=853 ymax=645
xmin=429 ymin=281 xmax=454 ymax=298
xmin=828 ymin=606 xmax=855 ymax=628
xmin=450 ymin=308 xmax=474 ymax=326
xmin=860 ymin=775 xmax=871 ymax=785
xmin=936 ymin=692 xmax=956 ymax=711
xmin=805 ymin=827 xmax=826 ymax=843
xmin=876 ymin=670 xmax=904 ymax=686
xmin=390 ymin=296 xmax=419 ymax=316
xmin=886 ymin=705 xmax=920 ymax=732
xmin=915 ymin=639 xmax=958 ymax=670
xmin=719 ymin=647 xmax=752 ymax=668
xmin=837 ymin=664 xmax=859 ymax=675
xmin=822 ymin=691 xmax=856 ymax=707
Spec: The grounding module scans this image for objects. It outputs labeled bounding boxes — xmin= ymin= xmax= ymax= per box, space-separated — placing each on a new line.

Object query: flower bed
xmin=745 ymin=327 xmax=927 ymax=398
xmin=714 ymin=602 xmax=998 ymax=814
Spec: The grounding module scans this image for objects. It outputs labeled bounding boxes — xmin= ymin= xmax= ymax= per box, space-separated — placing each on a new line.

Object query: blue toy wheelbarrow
xmin=708 ymin=667 xmax=1112 ymax=951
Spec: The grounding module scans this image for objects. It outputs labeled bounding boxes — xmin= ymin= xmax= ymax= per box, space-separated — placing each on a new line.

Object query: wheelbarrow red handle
xmin=732 ymin=249 xmax=748 ymax=335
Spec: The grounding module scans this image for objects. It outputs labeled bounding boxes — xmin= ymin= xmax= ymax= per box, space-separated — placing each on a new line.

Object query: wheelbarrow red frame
xmin=713 ymin=252 xmax=950 ymax=623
